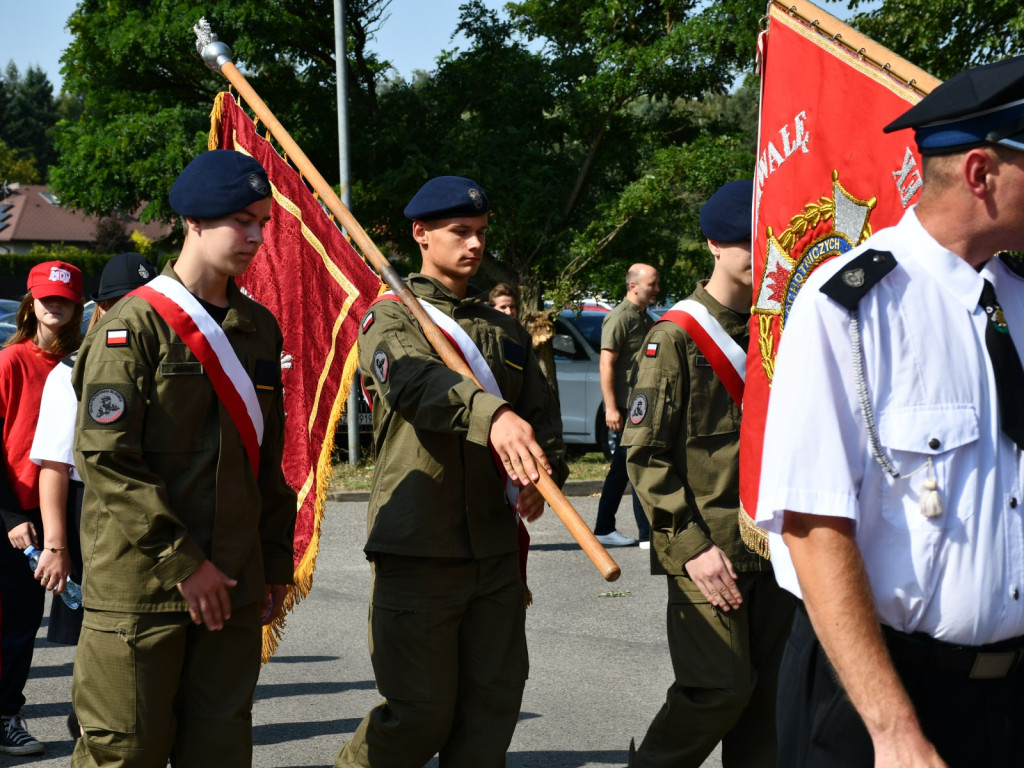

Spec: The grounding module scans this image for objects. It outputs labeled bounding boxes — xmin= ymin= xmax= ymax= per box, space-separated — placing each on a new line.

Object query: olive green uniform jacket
xmin=623 ymin=283 xmax=768 ymax=576
xmin=601 ymin=299 xmax=653 ymax=409
xmin=358 ymin=274 xmax=567 ymax=558
xmin=72 ymin=262 xmax=296 ymax=612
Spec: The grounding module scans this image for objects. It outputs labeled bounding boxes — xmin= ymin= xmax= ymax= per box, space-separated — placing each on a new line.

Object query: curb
xmin=326 ymin=479 xmax=605 ymax=504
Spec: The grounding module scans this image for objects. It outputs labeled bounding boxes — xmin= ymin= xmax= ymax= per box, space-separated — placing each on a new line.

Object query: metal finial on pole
xmin=193 ymin=18 xmax=235 ymax=72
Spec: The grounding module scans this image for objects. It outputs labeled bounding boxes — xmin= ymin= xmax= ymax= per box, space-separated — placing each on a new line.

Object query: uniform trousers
xmin=0 ymin=508 xmax=46 ymax=716
xmin=631 ymin=570 xmax=793 ymax=768
xmin=335 ymin=551 xmax=528 ymax=768
xmin=777 ymin=603 xmax=1024 ymax=767
xmin=594 ymin=431 xmax=650 ymax=541
xmin=71 ymin=601 xmax=262 ymax=768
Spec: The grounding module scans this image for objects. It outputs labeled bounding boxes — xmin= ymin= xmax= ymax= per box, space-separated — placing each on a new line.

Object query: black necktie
xmin=981 ymin=279 xmax=1024 ymax=450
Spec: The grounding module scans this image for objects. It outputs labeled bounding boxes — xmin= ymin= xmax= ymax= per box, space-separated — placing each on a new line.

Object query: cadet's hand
xmin=605 ymin=406 xmax=623 ymax=432
xmin=261 ymin=584 xmax=288 ymax=626
xmin=872 ymin=726 xmax=948 ymax=767
xmin=490 ymin=406 xmax=551 ymax=485
xmin=684 ymin=545 xmax=742 ymax=611
xmin=35 ymin=548 xmax=71 ymax=594
xmin=515 ymin=482 xmax=545 ymax=523
xmin=176 ymin=561 xmax=237 ymax=631
xmin=8 ymin=521 xmax=37 ymax=551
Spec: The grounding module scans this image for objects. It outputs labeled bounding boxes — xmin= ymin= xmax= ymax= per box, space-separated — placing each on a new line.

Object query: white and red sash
xmin=131 ymin=275 xmax=264 ymax=478
xmin=659 ymin=299 xmax=746 ymax=406
xmin=372 ymin=293 xmax=519 ymax=506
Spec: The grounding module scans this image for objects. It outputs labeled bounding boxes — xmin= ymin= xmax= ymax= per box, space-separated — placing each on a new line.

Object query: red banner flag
xmin=738 ymin=1 xmax=941 ymax=554
xmin=209 ymin=92 xmax=383 ymax=657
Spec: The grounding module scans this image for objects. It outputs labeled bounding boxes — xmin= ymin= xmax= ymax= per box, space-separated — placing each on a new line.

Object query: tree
xmin=831 ymin=0 xmax=1024 ymax=79
xmin=358 ymin=0 xmax=762 ymax=307
xmin=0 ymin=63 xmax=59 ymax=178
xmin=52 ymin=0 xmax=391 ymax=223
xmin=0 ymin=139 xmax=42 ymax=184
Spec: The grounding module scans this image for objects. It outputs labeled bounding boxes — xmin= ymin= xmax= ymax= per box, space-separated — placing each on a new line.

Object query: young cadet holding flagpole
xmin=70 ymin=150 xmax=296 ymax=767
xmin=335 ymin=176 xmax=567 ymax=768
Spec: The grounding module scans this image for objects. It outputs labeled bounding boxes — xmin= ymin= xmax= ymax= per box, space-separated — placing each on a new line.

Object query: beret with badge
xmin=404 ymin=176 xmax=490 ymax=221
xmin=884 ymin=54 xmax=1024 ymax=155
xmin=699 ymin=179 xmax=753 ymax=243
xmin=169 ymin=149 xmax=271 ymax=219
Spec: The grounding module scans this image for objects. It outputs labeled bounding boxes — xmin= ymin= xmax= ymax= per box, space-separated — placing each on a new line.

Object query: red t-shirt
xmin=0 ymin=339 xmax=61 ymax=510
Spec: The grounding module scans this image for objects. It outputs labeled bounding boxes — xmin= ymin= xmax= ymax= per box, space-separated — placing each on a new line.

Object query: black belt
xmin=882 ymin=624 xmax=1024 ymax=680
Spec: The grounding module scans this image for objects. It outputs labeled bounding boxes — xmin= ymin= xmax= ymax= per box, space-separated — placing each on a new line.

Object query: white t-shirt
xmin=756 ymin=207 xmax=1024 ymax=646
xmin=29 ymin=359 xmax=82 ymax=482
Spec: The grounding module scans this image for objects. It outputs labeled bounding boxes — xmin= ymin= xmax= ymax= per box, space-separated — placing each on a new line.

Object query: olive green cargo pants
xmin=71 ymin=602 xmax=261 ymax=768
xmin=335 ymin=552 xmax=528 ymax=768
xmin=630 ymin=571 xmax=794 ymax=768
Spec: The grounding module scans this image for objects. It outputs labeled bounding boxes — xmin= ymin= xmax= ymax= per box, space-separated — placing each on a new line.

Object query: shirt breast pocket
xmin=686 ymin=358 xmax=741 ymax=438
xmin=143 ymin=343 xmax=216 ymax=452
xmin=877 ymin=404 xmax=979 ymax=529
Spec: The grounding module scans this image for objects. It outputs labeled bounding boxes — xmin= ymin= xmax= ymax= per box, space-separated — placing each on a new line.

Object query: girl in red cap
xmin=0 ymin=260 xmax=82 ymax=756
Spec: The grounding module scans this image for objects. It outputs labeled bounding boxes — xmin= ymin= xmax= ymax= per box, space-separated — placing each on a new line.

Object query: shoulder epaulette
xmin=998 ymin=251 xmax=1024 ymax=278
xmin=820 ymin=249 xmax=898 ymax=310
xmin=60 ymin=351 xmax=79 ymax=369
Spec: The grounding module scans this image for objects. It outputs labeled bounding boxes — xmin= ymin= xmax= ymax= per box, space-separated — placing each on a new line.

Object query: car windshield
xmin=568 ymin=312 xmax=604 ymax=350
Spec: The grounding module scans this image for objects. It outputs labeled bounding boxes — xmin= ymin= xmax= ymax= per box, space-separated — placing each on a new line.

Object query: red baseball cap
xmin=27 ymin=261 xmax=83 ymax=302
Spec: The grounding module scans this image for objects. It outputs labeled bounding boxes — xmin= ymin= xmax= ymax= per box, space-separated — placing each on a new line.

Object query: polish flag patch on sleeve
xmin=106 ymin=329 xmax=130 ymax=347
xmin=645 ymin=342 xmax=659 ymax=358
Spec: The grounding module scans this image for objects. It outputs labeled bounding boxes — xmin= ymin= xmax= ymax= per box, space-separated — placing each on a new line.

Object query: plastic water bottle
xmin=24 ymin=546 xmax=82 ymax=610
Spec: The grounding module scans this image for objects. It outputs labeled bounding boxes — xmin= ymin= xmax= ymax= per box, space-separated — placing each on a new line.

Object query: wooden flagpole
xmin=193 ymin=19 xmax=620 ymax=582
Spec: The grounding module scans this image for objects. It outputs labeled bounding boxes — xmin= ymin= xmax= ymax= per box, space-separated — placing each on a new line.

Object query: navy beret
xmin=169 ymin=150 xmax=271 ymax=219
xmin=404 ymin=176 xmax=490 ymax=221
xmin=884 ymin=55 xmax=1024 ymax=155
xmin=92 ymin=252 xmax=158 ymax=302
xmin=700 ymin=180 xmax=753 ymax=242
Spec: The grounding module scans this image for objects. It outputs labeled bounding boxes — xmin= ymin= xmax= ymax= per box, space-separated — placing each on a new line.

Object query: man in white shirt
xmin=756 ymin=56 xmax=1024 ymax=767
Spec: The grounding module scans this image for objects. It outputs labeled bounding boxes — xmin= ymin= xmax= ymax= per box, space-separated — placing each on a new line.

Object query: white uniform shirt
xmin=29 ymin=360 xmax=82 ymax=482
xmin=756 ymin=207 xmax=1024 ymax=646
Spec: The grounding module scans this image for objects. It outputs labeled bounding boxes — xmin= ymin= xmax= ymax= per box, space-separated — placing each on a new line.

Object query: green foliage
xmin=0 ymin=245 xmax=110 ymax=276
xmin=0 ymin=63 xmax=59 ymax=179
xmin=833 ymin=0 xmax=1024 ymax=79
xmin=0 ymin=138 xmax=41 ymax=184
xmin=49 ymin=0 xmax=763 ymax=306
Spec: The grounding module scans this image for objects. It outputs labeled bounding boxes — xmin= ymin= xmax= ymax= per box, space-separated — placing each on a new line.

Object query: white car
xmin=552 ymin=308 xmax=615 ymax=458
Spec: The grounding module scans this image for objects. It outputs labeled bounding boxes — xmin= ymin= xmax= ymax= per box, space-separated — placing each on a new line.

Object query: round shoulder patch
xmin=88 ymin=388 xmax=126 ymax=425
xmin=629 ymin=393 xmax=648 ymax=425
xmin=372 ymin=348 xmax=390 ymax=384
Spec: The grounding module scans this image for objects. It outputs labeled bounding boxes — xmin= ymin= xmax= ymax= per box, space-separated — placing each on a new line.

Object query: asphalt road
xmin=8 ymin=491 xmax=724 ymax=768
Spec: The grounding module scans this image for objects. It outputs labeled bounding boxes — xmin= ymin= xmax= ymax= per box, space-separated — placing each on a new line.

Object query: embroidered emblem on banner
xmin=753 ymin=171 xmax=876 ymax=382
xmin=629 ymin=393 xmax=648 ymax=425
xmin=645 ymin=342 xmax=659 ymax=358
xmin=88 ymin=388 xmax=126 ymax=424
xmin=106 ymin=329 xmax=129 ymax=347
xmin=372 ymin=349 xmax=389 ymax=383
xmin=361 ymin=312 xmax=374 ymax=334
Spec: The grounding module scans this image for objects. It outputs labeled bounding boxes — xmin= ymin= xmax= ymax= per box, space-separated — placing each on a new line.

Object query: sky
xmin=0 ymin=0 xmax=504 ymax=92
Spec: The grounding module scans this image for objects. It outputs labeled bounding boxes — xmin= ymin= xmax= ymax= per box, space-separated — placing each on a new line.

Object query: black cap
xmin=92 ymin=252 xmax=158 ymax=302
xmin=404 ymin=176 xmax=490 ymax=221
xmin=884 ymin=55 xmax=1024 ymax=155
xmin=700 ymin=180 xmax=753 ymax=242
xmin=169 ymin=150 xmax=271 ymax=219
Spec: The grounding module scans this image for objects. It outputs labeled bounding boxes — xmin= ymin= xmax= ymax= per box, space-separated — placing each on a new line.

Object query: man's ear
xmin=412 ymin=219 xmax=429 ymax=247
xmin=707 ymin=238 xmax=722 ymax=259
xmin=962 ymin=148 xmax=995 ymax=200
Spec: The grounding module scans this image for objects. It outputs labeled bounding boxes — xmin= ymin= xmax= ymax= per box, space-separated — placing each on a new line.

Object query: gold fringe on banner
xmin=739 ymin=506 xmax=771 ymax=560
